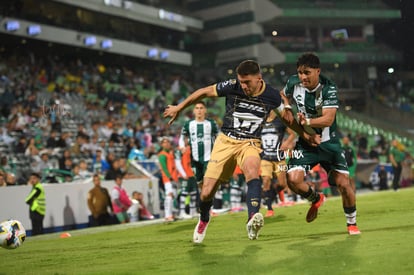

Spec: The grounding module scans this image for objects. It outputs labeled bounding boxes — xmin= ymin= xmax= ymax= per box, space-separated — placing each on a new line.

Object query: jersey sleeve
xmin=215 ymin=78 xmax=238 ymax=97
xmin=322 ymin=84 xmax=339 ymax=108
xmin=210 ymin=119 xmax=219 ymax=136
xmin=282 ymin=74 xmax=300 ymax=97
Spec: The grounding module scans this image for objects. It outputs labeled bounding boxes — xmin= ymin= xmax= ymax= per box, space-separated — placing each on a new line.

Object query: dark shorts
xmin=288 ymin=138 xmax=349 ymax=175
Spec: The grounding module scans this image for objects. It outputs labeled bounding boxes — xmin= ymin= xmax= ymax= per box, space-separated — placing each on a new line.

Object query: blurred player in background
xmin=175 ymin=144 xmax=198 ymax=219
xmin=260 ymin=111 xmax=296 ymax=217
xmin=179 ymin=101 xmax=219 ymax=192
xmin=158 ymin=137 xmax=179 ymax=222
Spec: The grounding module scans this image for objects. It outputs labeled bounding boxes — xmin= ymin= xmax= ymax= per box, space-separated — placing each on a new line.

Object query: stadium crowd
xmin=0 ymin=50 xmax=197 ymax=185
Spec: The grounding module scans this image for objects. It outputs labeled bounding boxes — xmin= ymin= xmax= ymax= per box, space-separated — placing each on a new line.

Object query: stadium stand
xmin=0 ymin=0 xmax=412 ymax=189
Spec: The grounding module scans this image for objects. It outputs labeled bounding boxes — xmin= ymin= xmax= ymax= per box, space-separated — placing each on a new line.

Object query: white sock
xmin=164 ymin=196 xmax=173 ymax=218
xmin=345 ymin=210 xmax=357 ymax=225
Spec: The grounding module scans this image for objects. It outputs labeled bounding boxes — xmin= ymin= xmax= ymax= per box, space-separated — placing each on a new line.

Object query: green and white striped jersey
xmin=283 ymin=74 xmax=339 ymax=143
xmin=179 ymin=119 xmax=219 ymax=162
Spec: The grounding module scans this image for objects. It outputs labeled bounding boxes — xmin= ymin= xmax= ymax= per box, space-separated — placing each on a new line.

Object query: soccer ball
xmin=0 ymin=220 xmax=26 ymax=249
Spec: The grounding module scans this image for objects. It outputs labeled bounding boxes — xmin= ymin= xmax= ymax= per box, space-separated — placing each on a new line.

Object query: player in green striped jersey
xmin=178 ymin=101 xmax=219 ymax=186
xmin=281 ymin=52 xmax=360 ymax=235
xmin=178 ymin=102 xmax=219 ymax=217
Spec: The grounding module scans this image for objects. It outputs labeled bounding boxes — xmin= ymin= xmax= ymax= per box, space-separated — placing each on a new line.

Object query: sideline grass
xmin=2 ymin=188 xmax=414 ymax=275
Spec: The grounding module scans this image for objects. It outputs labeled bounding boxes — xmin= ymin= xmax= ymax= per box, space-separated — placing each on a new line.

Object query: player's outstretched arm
xmin=163 ymin=85 xmax=216 ymax=125
xmin=279 ymin=90 xmax=295 ymax=124
xmin=277 ymin=109 xmax=321 ymax=147
xmin=279 ymin=127 xmax=297 ymax=151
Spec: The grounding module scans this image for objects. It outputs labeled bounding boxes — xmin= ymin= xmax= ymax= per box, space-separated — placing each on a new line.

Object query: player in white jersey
xmin=179 ymin=101 xmax=219 ymax=187
xmin=281 ymin=52 xmax=360 ymax=235
xmin=179 ymin=101 xmax=219 ymax=216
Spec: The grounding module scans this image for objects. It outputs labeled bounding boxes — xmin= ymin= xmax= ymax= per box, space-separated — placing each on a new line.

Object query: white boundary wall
xmin=0 ymin=177 xmax=160 ymax=232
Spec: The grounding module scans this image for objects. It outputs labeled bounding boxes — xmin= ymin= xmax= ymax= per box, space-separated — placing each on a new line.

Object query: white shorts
xmin=164 ymin=182 xmax=177 ymax=197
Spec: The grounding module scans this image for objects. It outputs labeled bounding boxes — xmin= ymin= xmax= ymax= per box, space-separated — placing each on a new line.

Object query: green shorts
xmin=288 ymin=138 xmax=349 ymax=175
xmin=179 ymin=176 xmax=198 ymax=193
xmin=192 ymin=160 xmax=208 ymax=183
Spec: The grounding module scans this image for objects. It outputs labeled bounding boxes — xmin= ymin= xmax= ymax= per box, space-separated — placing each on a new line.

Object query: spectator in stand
xmin=92 ymin=149 xmax=110 ymax=175
xmin=5 ymin=173 xmax=17 ymax=186
xmin=71 ymin=164 xmax=82 ymax=181
xmin=76 ymin=124 xmax=89 ymax=139
xmin=111 ymin=174 xmax=132 ymax=224
xmin=99 ymin=121 xmax=113 ymax=140
xmin=46 ymin=130 xmax=60 ymax=149
xmin=70 ymin=134 xmax=86 ymax=156
xmin=0 ymin=156 xmax=14 ymax=175
xmin=105 ymin=158 xmax=124 ymax=180
xmin=60 ymin=157 xmax=74 ymax=180
xmin=105 ymin=151 xmax=116 ymax=167
xmin=0 ymin=126 xmax=15 ymax=145
xmin=81 ymin=135 xmax=101 ymax=157
xmin=128 ymin=139 xmax=147 ymax=162
xmin=87 ymin=121 xmax=98 ymax=138
xmin=78 ymin=159 xmax=93 ymax=179
xmin=118 ymin=157 xmax=140 ymax=179
xmin=59 ymin=149 xmax=72 ymax=170
xmin=25 ymin=137 xmax=40 ymax=157
xmin=32 ymin=150 xmax=54 ymax=175
xmin=122 ymin=122 xmax=135 ymax=141
xmin=105 ymin=139 xmax=117 ymax=156
xmin=14 ymin=136 xmax=27 ymax=154
xmin=58 ymin=132 xmax=72 ymax=148
xmin=109 ymin=123 xmax=123 ymax=143
xmin=125 ymin=137 xmax=135 ymax=158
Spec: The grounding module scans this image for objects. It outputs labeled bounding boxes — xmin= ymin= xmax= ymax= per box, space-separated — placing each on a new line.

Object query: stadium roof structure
xmin=187 ymin=0 xmax=402 ymax=67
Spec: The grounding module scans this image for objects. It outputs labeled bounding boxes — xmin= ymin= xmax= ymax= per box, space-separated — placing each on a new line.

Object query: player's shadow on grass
xmin=263 ymin=214 xmax=288 ymax=225
xmin=189 ymin=235 xmax=359 ymax=274
xmin=158 ymin=220 xmax=197 ymax=234
xmin=189 ymin=243 xmax=264 ymax=274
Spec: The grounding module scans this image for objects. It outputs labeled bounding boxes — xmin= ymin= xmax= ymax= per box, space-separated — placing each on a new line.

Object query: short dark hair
xmin=297 ymin=52 xmax=320 ymax=69
xmin=31 ymin=172 xmax=41 ymax=179
xmin=236 ymin=60 xmax=261 ymax=76
xmin=194 ymin=100 xmax=206 ymax=107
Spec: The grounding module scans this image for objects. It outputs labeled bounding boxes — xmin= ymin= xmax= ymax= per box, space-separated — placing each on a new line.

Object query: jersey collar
xmin=301 ymin=82 xmax=322 ymax=93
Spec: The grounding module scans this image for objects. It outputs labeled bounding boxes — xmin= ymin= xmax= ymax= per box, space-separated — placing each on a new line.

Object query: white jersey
xmin=179 ymin=119 xmax=219 ymax=162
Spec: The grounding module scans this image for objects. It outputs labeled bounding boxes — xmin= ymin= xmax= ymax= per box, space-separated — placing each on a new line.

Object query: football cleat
xmin=264 ymin=209 xmax=274 ymax=218
xmin=347 ymin=225 xmax=361 ymax=235
xmin=306 ymin=193 xmax=326 ymax=223
xmin=193 ymin=218 xmax=210 ymax=244
xmin=246 ymin=213 xmax=264 ymax=240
